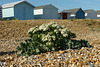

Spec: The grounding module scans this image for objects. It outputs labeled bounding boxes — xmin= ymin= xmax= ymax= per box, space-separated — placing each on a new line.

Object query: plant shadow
xmin=0 ymin=51 xmax=16 ymax=56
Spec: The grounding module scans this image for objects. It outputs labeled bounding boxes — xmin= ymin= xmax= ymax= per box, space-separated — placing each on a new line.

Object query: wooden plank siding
xmin=14 ymin=2 xmax=34 ymax=20
xmin=0 ymin=6 xmax=2 ymax=19
xmin=59 ymin=8 xmax=85 ymax=19
xmin=75 ymin=8 xmax=85 ymax=19
xmin=2 ymin=1 xmax=35 ymax=20
xmin=34 ymin=4 xmax=58 ymax=19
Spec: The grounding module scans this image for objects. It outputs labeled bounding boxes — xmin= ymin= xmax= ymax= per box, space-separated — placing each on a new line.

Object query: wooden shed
xmin=0 ymin=6 xmax=2 ymax=19
xmin=58 ymin=12 xmax=70 ymax=19
xmin=96 ymin=10 xmax=100 ymax=19
xmin=58 ymin=8 xmax=85 ymax=19
xmin=2 ymin=1 xmax=35 ymax=20
xmin=84 ymin=9 xmax=97 ymax=19
xmin=34 ymin=4 xmax=58 ymax=19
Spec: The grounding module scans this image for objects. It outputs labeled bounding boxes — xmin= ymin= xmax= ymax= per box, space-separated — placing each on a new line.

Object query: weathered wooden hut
xmin=58 ymin=8 xmax=85 ymax=19
xmin=2 ymin=1 xmax=35 ymax=20
xmin=34 ymin=4 xmax=58 ymax=19
xmin=84 ymin=9 xmax=97 ymax=19
xmin=0 ymin=6 xmax=2 ymax=19
xmin=96 ymin=10 xmax=100 ymax=19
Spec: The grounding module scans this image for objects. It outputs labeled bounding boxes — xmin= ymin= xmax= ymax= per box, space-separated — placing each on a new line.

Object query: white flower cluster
xmin=42 ymin=33 xmax=56 ymax=42
xmin=54 ymin=29 xmax=59 ymax=34
xmin=51 ymin=23 xmax=58 ymax=27
xmin=39 ymin=22 xmax=58 ymax=31
xmin=46 ymin=42 xmax=54 ymax=46
xmin=28 ymin=26 xmax=38 ymax=33
xmin=42 ymin=34 xmax=51 ymax=41
xmin=61 ymin=28 xmax=69 ymax=37
xmin=53 ymin=25 xmax=69 ymax=37
xmin=28 ymin=27 xmax=35 ymax=33
xmin=33 ymin=28 xmax=39 ymax=34
xmin=39 ymin=24 xmax=49 ymax=31
xmin=28 ymin=22 xmax=71 ymax=42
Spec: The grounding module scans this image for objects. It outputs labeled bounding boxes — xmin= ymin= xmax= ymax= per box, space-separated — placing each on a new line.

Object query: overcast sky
xmin=0 ymin=0 xmax=100 ymax=11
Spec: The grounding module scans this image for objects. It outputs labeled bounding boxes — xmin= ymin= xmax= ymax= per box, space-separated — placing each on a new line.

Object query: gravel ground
xmin=0 ymin=46 xmax=100 ymax=67
xmin=0 ymin=20 xmax=100 ymax=67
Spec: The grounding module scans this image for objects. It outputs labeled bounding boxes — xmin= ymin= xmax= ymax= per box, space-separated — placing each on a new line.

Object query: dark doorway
xmin=63 ymin=13 xmax=67 ymax=19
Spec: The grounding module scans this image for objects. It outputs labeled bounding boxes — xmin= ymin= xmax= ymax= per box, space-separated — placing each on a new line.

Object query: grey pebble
xmin=88 ymin=64 xmax=95 ymax=67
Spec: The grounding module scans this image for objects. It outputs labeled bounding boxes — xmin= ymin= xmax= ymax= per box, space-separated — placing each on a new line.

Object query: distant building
xmin=34 ymin=4 xmax=58 ymax=19
xmin=58 ymin=8 xmax=85 ymax=19
xmin=58 ymin=12 xmax=69 ymax=19
xmin=0 ymin=6 xmax=2 ymax=19
xmin=96 ymin=10 xmax=100 ymax=19
xmin=84 ymin=9 xmax=97 ymax=19
xmin=2 ymin=1 xmax=35 ymax=20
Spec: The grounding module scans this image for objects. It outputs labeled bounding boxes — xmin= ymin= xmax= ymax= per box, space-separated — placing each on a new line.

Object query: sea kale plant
xmin=16 ymin=22 xmax=90 ymax=56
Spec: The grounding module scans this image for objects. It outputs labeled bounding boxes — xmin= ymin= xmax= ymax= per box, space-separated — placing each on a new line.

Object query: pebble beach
xmin=0 ymin=46 xmax=100 ymax=67
xmin=0 ymin=20 xmax=100 ymax=67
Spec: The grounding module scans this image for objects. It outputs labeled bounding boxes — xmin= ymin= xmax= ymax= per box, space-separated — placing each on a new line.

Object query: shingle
xmin=2 ymin=1 xmax=35 ymax=8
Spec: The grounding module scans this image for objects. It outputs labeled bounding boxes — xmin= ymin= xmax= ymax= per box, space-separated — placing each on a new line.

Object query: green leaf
xmin=36 ymin=48 xmax=40 ymax=53
xmin=52 ymin=47 xmax=55 ymax=51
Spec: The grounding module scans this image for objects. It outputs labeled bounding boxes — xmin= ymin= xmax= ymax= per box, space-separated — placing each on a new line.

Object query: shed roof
xmin=96 ymin=10 xmax=100 ymax=14
xmin=62 ymin=8 xmax=81 ymax=14
xmin=84 ymin=9 xmax=94 ymax=13
xmin=34 ymin=4 xmax=58 ymax=9
xmin=2 ymin=1 xmax=35 ymax=8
